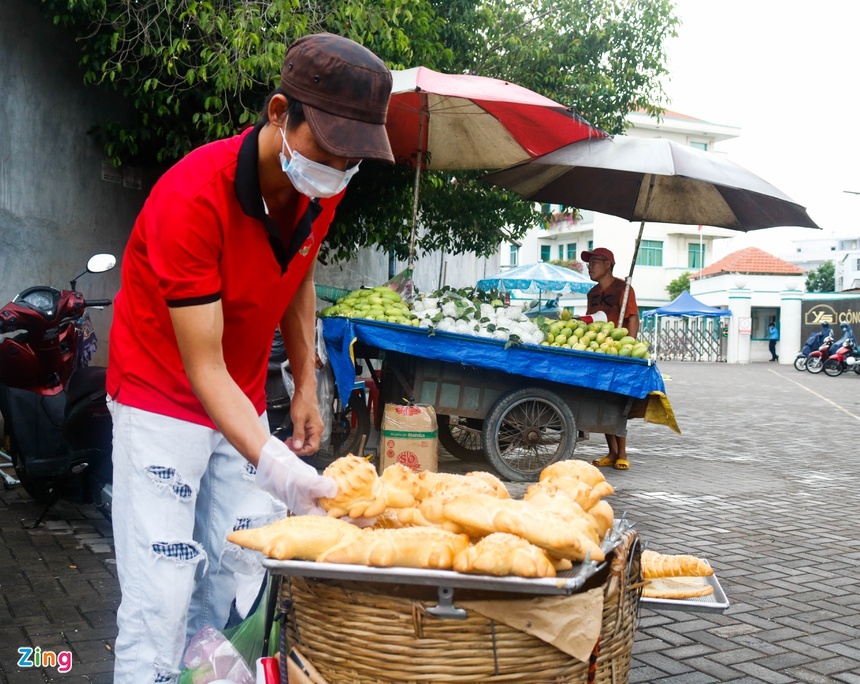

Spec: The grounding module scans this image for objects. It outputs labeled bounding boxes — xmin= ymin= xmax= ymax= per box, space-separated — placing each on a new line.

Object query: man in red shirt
xmin=107 ymin=33 xmax=394 ymax=683
xmin=580 ymin=248 xmax=639 ymax=471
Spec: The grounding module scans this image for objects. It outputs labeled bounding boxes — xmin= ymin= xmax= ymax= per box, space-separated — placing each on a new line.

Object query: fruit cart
xmin=322 ymin=316 xmax=677 ymax=481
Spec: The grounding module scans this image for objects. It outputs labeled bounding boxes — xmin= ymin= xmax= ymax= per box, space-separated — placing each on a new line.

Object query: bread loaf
xmin=453 ymin=533 xmax=557 ymax=578
xmin=642 ymin=576 xmax=714 ymax=599
xmin=540 ymin=460 xmax=608 ymax=489
xmin=319 ymin=457 xmax=420 ymax=519
xmin=226 ymin=515 xmax=361 ymax=561
xmin=524 ymin=478 xmax=601 ymax=513
xmin=317 ymin=526 xmax=470 ymax=569
xmin=641 ymin=549 xmax=714 ymax=579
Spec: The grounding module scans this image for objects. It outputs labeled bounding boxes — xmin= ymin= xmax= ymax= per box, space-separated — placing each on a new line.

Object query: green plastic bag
xmin=179 ymin=576 xmax=280 ymax=683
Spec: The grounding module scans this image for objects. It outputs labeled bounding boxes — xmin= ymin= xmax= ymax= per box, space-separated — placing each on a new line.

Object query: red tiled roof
xmin=691 ymin=247 xmax=806 ymax=279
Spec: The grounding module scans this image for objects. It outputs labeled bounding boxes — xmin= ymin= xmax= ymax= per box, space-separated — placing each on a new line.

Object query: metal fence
xmin=639 ymin=316 xmax=727 ymax=362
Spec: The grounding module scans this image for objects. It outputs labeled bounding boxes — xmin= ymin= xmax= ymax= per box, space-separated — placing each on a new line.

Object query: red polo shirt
xmin=107 ymin=122 xmax=343 ymax=427
xmin=586 ymin=277 xmax=638 ymax=326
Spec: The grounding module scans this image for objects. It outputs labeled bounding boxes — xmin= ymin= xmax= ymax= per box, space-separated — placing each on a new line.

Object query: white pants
xmin=109 ymin=400 xmax=276 ymax=683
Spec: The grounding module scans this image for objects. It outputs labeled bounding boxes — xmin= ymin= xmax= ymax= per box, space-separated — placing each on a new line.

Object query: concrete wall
xmin=1 ymin=0 xmax=148 ymax=363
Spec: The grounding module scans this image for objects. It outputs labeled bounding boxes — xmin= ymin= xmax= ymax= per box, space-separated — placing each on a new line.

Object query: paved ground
xmin=2 ymin=361 xmax=860 ymax=682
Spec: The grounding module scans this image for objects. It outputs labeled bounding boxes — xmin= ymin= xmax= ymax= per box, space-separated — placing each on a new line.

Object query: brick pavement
xmin=2 ymin=361 xmax=860 ymax=682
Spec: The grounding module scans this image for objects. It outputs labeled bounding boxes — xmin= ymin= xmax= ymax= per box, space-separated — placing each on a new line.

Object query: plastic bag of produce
xmin=384 ymin=268 xmax=416 ymax=303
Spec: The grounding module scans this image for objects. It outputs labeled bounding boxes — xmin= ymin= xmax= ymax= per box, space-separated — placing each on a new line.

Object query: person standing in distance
xmin=106 ymin=33 xmax=394 ymax=683
xmin=578 ymin=248 xmax=639 ymax=470
xmin=768 ymin=319 xmax=779 ymax=362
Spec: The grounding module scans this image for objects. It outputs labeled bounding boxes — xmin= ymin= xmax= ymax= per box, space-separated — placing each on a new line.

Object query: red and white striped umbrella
xmin=386 ymin=66 xmax=604 ymax=171
xmin=385 ymin=66 xmax=605 ymax=263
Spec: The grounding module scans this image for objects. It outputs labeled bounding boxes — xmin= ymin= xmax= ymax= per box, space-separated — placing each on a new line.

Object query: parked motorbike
xmin=823 ymin=338 xmax=860 ymax=377
xmin=0 ymin=255 xmax=115 ymax=526
xmin=805 ymin=335 xmax=835 ymax=374
xmin=794 ymin=327 xmax=832 ymax=371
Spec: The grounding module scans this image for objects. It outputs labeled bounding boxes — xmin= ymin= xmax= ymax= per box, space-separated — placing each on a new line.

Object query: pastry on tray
xmin=642 ymin=576 xmax=714 ymax=599
xmin=641 ymin=549 xmax=714 ymax=579
xmin=316 ymin=526 xmax=470 ymax=569
xmin=453 ymin=532 xmax=558 ymax=578
xmin=226 ymin=515 xmax=361 ymax=561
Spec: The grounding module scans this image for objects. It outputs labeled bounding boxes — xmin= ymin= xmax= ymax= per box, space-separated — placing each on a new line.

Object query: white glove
xmin=255 ymin=436 xmax=338 ymax=515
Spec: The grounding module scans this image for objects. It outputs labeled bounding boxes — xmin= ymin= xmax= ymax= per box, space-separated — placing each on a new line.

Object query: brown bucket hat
xmin=280 ymin=33 xmax=394 ymax=163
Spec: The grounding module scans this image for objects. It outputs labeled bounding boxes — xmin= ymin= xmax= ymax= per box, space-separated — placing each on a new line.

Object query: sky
xmin=660 ymin=0 xmax=860 ymax=260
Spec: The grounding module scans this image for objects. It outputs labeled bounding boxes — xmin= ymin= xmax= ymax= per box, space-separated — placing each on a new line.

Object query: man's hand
xmin=287 ymin=390 xmax=324 ymax=455
xmin=255 ymin=436 xmax=337 ymax=515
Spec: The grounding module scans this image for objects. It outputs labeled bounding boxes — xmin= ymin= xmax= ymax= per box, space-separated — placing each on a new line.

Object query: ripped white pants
xmin=109 ymin=400 xmax=275 ymax=684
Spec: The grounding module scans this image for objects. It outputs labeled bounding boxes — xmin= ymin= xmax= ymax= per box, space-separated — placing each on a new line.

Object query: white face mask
xmin=279 ymin=120 xmax=359 ymax=199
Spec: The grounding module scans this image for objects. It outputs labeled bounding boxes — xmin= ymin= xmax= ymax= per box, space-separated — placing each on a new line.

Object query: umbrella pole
xmin=618 ymin=219 xmax=645 ymax=327
xmin=407 ymin=102 xmax=427 ymax=270
xmin=618 ymin=175 xmax=655 ymax=327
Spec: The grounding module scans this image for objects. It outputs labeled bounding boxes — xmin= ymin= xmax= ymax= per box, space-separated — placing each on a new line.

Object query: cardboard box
xmin=379 ymin=404 xmax=438 ymax=473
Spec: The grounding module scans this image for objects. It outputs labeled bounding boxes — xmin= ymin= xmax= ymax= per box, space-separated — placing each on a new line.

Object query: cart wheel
xmin=482 ymin=387 xmax=576 ymax=482
xmin=437 ymin=415 xmax=485 ymax=462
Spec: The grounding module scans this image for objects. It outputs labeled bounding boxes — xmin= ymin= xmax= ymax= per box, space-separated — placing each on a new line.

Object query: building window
xmin=558 ymin=245 xmax=564 ymax=260
xmin=637 ymin=240 xmax=663 ymax=267
xmin=540 ymin=245 xmax=551 ymax=262
xmin=566 ymin=243 xmax=577 ymax=260
xmin=510 ymin=245 xmax=519 ymax=266
xmin=690 ymin=140 xmax=708 ymax=151
xmin=688 ymin=243 xmax=706 ymax=269
xmin=752 ymin=308 xmax=778 ymax=341
xmin=588 ymin=240 xmax=593 ymax=251
xmin=856 ymin=257 xmax=860 ymax=270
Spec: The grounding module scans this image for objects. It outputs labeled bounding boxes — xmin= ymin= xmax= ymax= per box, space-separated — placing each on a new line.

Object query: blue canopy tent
xmin=477 ymin=262 xmax=592 ymax=316
xmin=642 ymin=291 xmax=731 ymax=361
xmin=641 ymin=291 xmax=733 ymax=319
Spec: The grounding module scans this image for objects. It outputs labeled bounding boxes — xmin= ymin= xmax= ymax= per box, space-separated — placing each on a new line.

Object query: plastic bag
xmin=180 ymin=626 xmax=255 ymax=684
xmin=384 ymin=268 xmax=416 ymax=303
xmin=221 ymin=576 xmax=279 ymax=668
xmin=281 ymin=321 xmax=334 ymax=447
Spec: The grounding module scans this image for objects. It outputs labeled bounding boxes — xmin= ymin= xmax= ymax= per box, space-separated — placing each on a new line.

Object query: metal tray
xmin=263 ymin=519 xmax=633 ymax=597
xmin=639 ymin=566 xmax=730 ymax=614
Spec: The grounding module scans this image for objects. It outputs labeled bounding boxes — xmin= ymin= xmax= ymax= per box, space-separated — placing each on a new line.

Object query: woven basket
xmin=278 ymin=530 xmax=641 ymax=684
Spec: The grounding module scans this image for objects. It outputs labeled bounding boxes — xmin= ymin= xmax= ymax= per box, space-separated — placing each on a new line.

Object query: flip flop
xmin=592 ymin=456 xmax=617 ymax=467
xmin=613 ymin=459 xmax=630 ymax=470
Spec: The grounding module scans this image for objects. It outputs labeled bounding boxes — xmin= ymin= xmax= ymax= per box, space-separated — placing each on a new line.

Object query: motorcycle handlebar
xmin=85 ymin=299 xmax=113 ymax=308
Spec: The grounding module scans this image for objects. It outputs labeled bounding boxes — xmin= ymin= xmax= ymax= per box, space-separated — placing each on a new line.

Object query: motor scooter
xmin=0 ymin=254 xmax=115 ymax=526
xmin=823 ymin=338 xmax=860 ymax=377
xmin=805 ymin=335 xmax=835 ymax=374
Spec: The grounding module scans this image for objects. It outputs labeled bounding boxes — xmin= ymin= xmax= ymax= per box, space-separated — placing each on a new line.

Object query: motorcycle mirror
xmin=87 ymin=254 xmax=117 ymax=274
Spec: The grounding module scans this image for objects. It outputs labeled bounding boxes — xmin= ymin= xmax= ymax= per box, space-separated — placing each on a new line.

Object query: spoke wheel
xmin=793 ymin=356 xmax=807 ymax=371
xmin=437 ymin=415 xmax=485 ymax=462
xmin=482 ymin=388 xmax=576 ymax=482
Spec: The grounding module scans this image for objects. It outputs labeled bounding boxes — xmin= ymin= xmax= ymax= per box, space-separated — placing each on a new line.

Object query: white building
xmin=497 ymin=110 xmax=743 ymax=312
xmin=784 ymin=235 xmax=860 ymax=292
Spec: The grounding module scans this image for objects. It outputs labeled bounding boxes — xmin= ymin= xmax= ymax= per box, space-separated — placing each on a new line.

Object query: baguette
xmin=641 ymin=549 xmax=714 ymax=579
xmin=319 ymin=457 xmax=420 ymax=519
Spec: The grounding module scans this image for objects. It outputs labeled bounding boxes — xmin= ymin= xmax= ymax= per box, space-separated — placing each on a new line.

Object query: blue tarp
xmin=641 ymin=291 xmax=732 ymax=318
xmin=322 ymin=317 xmax=666 ymax=406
